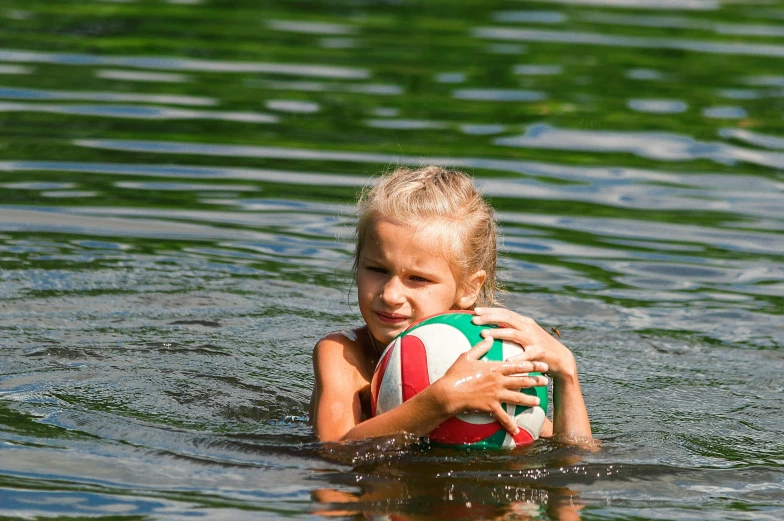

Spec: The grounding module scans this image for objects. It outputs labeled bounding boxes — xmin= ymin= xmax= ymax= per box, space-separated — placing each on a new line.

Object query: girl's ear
xmin=457 ymin=269 xmax=487 ymax=309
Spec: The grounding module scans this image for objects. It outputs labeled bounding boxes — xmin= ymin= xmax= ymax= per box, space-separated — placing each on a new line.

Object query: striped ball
xmin=370 ymin=311 xmax=548 ymax=448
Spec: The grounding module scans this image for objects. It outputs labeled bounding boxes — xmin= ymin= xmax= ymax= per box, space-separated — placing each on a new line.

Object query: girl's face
xmin=356 ymin=218 xmax=485 ymax=347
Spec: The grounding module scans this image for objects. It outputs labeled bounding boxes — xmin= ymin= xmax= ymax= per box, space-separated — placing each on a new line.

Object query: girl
xmin=310 ymin=166 xmax=591 ymax=443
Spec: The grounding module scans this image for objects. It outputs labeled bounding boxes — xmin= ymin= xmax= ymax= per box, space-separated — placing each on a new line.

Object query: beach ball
xmin=370 ymin=311 xmax=548 ymax=448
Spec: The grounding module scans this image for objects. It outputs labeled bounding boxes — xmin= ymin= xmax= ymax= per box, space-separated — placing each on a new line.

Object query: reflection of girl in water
xmin=311 ymin=449 xmax=584 ymax=520
xmin=310 ymin=166 xmax=591 ymax=444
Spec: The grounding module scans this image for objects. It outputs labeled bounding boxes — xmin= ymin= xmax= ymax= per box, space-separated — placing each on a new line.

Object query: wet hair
xmin=353 ymin=166 xmax=498 ymax=307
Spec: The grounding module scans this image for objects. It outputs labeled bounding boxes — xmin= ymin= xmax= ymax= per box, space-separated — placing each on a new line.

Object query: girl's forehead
xmin=364 ymin=218 xmax=461 ymax=266
xmin=368 ymin=217 xmax=451 ymax=245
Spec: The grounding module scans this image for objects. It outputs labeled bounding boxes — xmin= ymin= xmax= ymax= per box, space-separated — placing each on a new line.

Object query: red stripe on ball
xmin=512 ymin=427 xmax=535 ymax=446
xmin=371 ymin=341 xmax=395 ymax=417
xmin=400 ymin=335 xmax=430 ymax=401
xmin=430 ymin=416 xmax=502 ymax=444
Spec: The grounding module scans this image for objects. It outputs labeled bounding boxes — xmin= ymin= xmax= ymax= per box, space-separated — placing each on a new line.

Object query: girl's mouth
xmin=375 ymin=312 xmax=408 ymax=324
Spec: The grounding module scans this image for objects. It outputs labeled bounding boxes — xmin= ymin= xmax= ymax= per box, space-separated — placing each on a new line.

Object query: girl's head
xmin=354 ymin=166 xmax=498 ymax=309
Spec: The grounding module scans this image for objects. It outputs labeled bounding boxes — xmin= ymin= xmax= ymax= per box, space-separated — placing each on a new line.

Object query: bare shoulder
xmin=312 ymin=327 xmax=371 ymax=375
xmin=317 ymin=328 xmax=362 ymax=347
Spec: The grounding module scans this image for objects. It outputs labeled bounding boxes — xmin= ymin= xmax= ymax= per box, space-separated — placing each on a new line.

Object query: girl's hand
xmin=472 ymin=307 xmax=577 ymax=380
xmin=432 ymin=336 xmax=550 ymax=436
xmin=471 ymin=308 xmax=593 ymax=442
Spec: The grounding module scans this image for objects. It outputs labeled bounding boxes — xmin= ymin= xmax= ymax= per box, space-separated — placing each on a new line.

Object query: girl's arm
xmin=472 ymin=308 xmax=592 ymax=441
xmin=311 ymin=333 xmax=549 ymax=442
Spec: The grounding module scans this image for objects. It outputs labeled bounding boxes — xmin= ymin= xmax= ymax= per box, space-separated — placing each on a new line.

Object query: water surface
xmin=1 ymin=0 xmax=783 ymax=519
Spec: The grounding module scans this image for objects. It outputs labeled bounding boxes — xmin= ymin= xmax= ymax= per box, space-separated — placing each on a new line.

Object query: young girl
xmin=310 ymin=166 xmax=591 ymax=443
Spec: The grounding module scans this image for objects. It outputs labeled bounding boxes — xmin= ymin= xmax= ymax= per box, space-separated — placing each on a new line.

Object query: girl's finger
xmin=466 ymin=335 xmax=495 ymax=361
xmin=480 ymin=326 xmax=528 ymax=346
xmin=473 ymin=307 xmax=523 ymax=328
xmin=500 ymin=390 xmax=542 ymax=408
xmin=515 ymin=360 xmax=548 ymax=373
xmin=491 ymin=404 xmax=519 ymax=436
xmin=472 ymin=308 xmax=507 ymax=326
xmin=500 ymin=360 xmax=548 ymax=375
xmin=510 ymin=348 xmax=549 ymax=366
xmin=505 ymin=374 xmax=550 ymax=389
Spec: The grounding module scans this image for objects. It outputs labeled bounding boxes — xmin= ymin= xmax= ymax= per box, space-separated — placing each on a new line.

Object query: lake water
xmin=1 ymin=0 xmax=783 ymax=519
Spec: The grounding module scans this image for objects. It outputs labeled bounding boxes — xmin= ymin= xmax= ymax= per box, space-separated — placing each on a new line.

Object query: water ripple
xmin=0 ymin=64 xmax=32 ymax=74
xmin=0 ymin=48 xmax=369 ymax=79
xmin=530 ymin=0 xmax=718 ymax=9
xmin=473 ymin=26 xmax=784 ymax=58
xmin=95 ymin=69 xmax=189 ymax=83
xmin=494 ymin=123 xmax=784 ymax=170
xmin=0 ymin=86 xmax=212 ymax=105
xmin=703 ymin=106 xmax=748 ymax=119
xmin=265 ymin=100 xmax=320 ymax=113
xmin=493 ymin=11 xmax=567 ymax=24
xmin=452 ymin=89 xmax=547 ymax=101
xmin=254 ymin=80 xmax=402 ymax=95
xmin=2 ymin=1 xmax=784 ymax=518
xmin=628 ymin=99 xmax=688 ymax=114
xmin=513 ymin=64 xmax=563 ymax=76
xmin=0 ymin=101 xmax=278 ymax=123
xmin=0 ymin=160 xmax=369 ymax=186
xmin=267 ymin=19 xmax=357 ymax=35
xmin=365 ymin=118 xmax=446 ymax=129
xmin=720 ymin=128 xmax=784 ymax=150
xmin=34 ymin=145 xmax=782 ymax=222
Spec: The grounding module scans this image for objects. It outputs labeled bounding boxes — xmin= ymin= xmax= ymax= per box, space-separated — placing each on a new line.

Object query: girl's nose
xmin=380 ymin=277 xmax=405 ymax=305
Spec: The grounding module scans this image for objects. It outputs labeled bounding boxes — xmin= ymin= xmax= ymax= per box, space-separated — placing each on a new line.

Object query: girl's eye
xmin=410 ymin=275 xmax=430 ymax=283
xmin=367 ymin=266 xmax=387 ymax=274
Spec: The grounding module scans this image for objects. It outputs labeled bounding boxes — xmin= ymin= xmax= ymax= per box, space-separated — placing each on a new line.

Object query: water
xmin=1 ymin=0 xmax=783 ymax=519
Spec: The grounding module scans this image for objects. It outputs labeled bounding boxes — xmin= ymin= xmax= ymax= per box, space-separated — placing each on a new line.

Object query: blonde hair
xmin=354 ymin=166 xmax=498 ymax=307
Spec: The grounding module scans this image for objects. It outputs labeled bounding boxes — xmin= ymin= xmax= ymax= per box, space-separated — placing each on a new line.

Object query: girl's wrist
xmin=549 ymin=353 xmax=578 ymax=382
xmin=429 ymin=378 xmax=459 ymax=417
xmin=551 ymin=369 xmax=578 ymax=385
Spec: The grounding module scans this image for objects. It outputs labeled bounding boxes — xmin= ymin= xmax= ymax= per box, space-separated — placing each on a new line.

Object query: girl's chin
xmin=370 ymin=327 xmax=405 ymax=349
xmin=374 ymin=333 xmax=397 ymax=349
